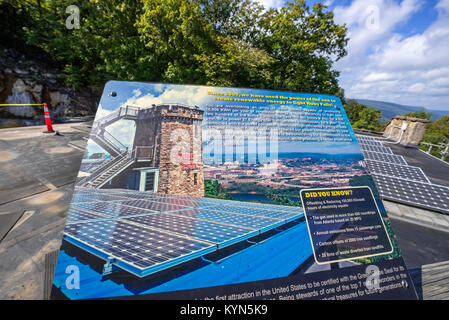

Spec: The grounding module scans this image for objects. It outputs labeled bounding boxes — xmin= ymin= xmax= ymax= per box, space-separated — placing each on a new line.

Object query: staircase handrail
xmin=82 ymin=153 xmax=128 ymax=185
xmin=102 ymin=129 xmax=127 ymax=153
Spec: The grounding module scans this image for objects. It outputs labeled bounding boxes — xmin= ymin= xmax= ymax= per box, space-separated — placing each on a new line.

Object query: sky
xmin=258 ymin=0 xmax=449 ymax=111
xmin=88 ymin=82 xmax=361 ymax=157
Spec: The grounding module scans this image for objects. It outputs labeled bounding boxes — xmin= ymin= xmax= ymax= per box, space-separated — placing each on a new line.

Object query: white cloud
xmin=124 ymin=85 xmax=212 ymax=110
xmin=334 ymin=0 xmax=449 ymax=110
xmin=334 ymin=0 xmax=420 ymax=56
xmin=256 ymin=0 xmax=284 ymax=9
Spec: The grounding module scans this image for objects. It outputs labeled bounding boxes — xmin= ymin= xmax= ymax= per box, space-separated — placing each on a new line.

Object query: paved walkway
xmin=0 ymin=123 xmax=88 ymax=299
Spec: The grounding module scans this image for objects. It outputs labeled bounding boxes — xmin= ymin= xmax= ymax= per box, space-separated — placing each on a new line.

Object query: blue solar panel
xmin=72 ymin=201 xmax=158 ymax=217
xmin=358 ymin=139 xmax=382 ymax=147
xmin=119 ymin=199 xmax=190 ymax=212
xmin=199 ymin=203 xmax=301 ymax=221
xmin=199 ymin=197 xmax=301 ymax=213
xmin=66 ymin=207 xmax=106 ymax=223
xmin=356 ymin=134 xmax=376 ymax=141
xmin=372 ymin=174 xmax=449 ymax=214
xmin=362 ymin=151 xmax=408 ymax=165
xmin=123 ymin=213 xmax=258 ymax=245
xmin=71 ymin=192 xmax=129 ymax=203
xmin=360 ymin=144 xmax=393 ymax=154
xmin=63 ymin=187 xmax=304 ymax=277
xmin=167 ymin=209 xmax=284 ymax=231
xmin=64 ymin=219 xmax=215 ymax=276
xmin=366 ymin=159 xmax=430 ymax=183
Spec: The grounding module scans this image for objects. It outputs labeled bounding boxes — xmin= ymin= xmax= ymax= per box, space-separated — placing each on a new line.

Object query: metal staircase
xmin=77 ymin=105 xmax=155 ymax=189
xmin=91 ymin=106 xmax=139 ymax=132
xmin=90 ymin=129 xmax=128 ymax=157
xmin=86 ymin=153 xmax=136 ymax=189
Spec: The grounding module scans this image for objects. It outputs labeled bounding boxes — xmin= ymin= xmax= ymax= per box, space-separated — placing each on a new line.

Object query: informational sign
xmin=301 ymin=187 xmax=393 ymax=264
xmin=51 ymin=81 xmax=417 ymax=300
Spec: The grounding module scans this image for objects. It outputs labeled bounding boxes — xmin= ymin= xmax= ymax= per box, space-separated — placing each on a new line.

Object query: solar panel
xmin=167 ymin=208 xmax=283 ymax=231
xmin=66 ymin=207 xmax=107 ymax=224
xmin=371 ymin=174 xmax=449 ymax=214
xmin=362 ymin=151 xmax=408 ymax=165
xmin=365 ymin=160 xmax=431 ymax=183
xmin=119 ymin=199 xmax=191 ymax=213
xmin=64 ymin=219 xmax=215 ymax=275
xmin=199 ymin=196 xmax=301 ymax=214
xmin=199 ymin=203 xmax=301 ymax=221
xmin=123 ymin=213 xmax=258 ymax=245
xmin=72 ymin=201 xmax=159 ymax=217
xmin=63 ymin=187 xmax=304 ymax=277
xmin=356 ymin=135 xmax=376 ymax=141
xmin=71 ymin=192 xmax=129 ymax=203
xmin=360 ymin=144 xmax=393 ymax=154
xmin=358 ymin=140 xmax=382 ymax=147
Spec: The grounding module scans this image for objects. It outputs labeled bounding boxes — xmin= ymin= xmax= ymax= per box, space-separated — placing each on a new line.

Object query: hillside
xmin=353 ymin=99 xmax=449 ymax=123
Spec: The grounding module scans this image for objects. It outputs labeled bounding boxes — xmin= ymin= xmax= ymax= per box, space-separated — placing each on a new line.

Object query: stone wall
xmin=133 ymin=104 xmax=205 ymax=197
xmin=384 ymin=116 xmax=430 ymax=147
xmin=0 ymin=48 xmax=98 ymax=127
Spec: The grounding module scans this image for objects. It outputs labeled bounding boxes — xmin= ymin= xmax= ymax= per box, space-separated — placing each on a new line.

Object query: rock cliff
xmin=0 ymin=47 xmax=99 ymax=127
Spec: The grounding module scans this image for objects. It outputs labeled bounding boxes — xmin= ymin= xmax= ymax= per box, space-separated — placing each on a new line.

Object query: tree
xmin=352 ymin=107 xmax=383 ymax=132
xmin=3 ymin=0 xmax=349 ymax=96
xmin=344 ymin=99 xmax=366 ymax=124
xmin=257 ymin=0 xmax=348 ymax=96
xmin=204 ymin=179 xmax=230 ymax=199
xmin=421 ymin=115 xmax=449 ymax=149
xmin=403 ymin=109 xmax=432 ymax=120
xmin=343 ymin=100 xmax=384 ymax=132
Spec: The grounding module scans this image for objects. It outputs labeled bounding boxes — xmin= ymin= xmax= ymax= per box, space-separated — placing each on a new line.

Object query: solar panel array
xmin=365 ymin=160 xmax=430 ymax=183
xmin=358 ymin=139 xmax=382 ymax=147
xmin=356 ymin=134 xmax=449 ymax=214
xmin=372 ymin=174 xmax=449 ymax=213
xmin=64 ymin=187 xmax=304 ymax=277
xmin=359 ymin=144 xmax=393 ymax=154
xmin=362 ymin=151 xmax=408 ymax=165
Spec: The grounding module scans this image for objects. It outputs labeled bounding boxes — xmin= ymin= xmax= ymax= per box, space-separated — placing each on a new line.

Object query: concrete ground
xmin=0 ymin=123 xmax=88 ymax=299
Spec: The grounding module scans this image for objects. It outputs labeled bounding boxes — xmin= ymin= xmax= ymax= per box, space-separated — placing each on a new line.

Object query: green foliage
xmin=266 ymin=192 xmax=302 ymax=207
xmin=257 ymin=0 xmax=348 ymax=96
xmin=419 ymin=116 xmax=449 ymax=161
xmin=2 ymin=0 xmax=348 ymax=95
xmin=403 ymin=109 xmax=432 ymax=120
xmin=204 ymin=179 xmax=231 ymax=199
xmin=344 ymin=99 xmax=384 ymax=132
xmin=426 ymin=116 xmax=449 ymax=141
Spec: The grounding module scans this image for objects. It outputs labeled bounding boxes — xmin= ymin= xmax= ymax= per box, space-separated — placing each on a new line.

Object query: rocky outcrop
xmin=383 ymin=116 xmax=430 ymax=147
xmin=0 ymin=48 xmax=99 ymax=126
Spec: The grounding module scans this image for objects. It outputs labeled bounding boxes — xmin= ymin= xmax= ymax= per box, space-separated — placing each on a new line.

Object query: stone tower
xmin=133 ymin=104 xmax=204 ymax=197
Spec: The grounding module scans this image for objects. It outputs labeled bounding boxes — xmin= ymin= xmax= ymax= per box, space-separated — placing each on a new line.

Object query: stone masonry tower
xmin=133 ymin=104 xmax=204 ymax=197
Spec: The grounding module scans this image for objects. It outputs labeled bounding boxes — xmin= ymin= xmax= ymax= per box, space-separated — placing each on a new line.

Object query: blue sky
xmin=89 ymin=82 xmax=361 ymax=157
xmin=258 ymin=0 xmax=449 ymax=111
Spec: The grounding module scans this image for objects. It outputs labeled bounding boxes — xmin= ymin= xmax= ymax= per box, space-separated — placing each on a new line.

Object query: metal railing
xmin=102 ymin=129 xmax=127 ymax=153
xmin=420 ymin=141 xmax=449 ymax=161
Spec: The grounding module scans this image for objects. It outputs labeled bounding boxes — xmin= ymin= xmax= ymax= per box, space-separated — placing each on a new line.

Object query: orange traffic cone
xmin=43 ymin=102 xmax=55 ymax=133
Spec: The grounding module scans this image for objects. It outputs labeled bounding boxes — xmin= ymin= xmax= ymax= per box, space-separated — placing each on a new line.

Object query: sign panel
xmin=51 ymin=81 xmax=417 ymax=300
